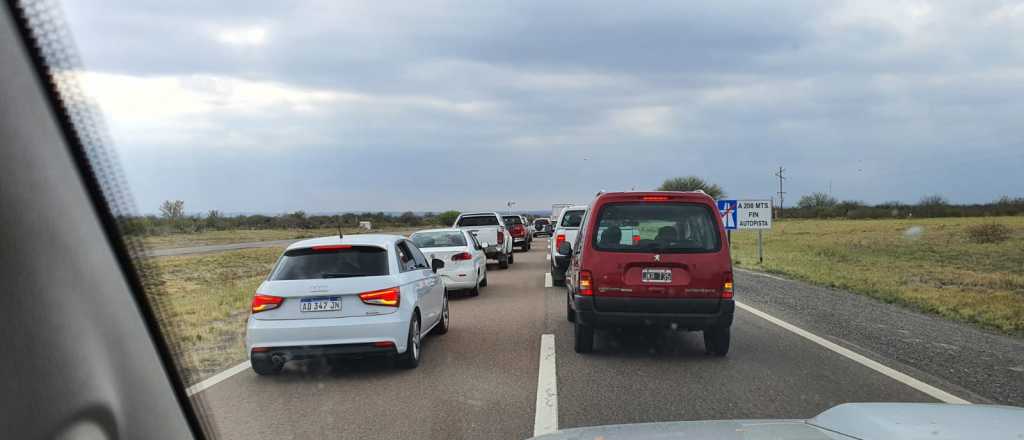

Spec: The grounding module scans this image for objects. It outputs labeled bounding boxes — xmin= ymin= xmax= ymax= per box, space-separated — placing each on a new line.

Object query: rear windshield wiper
xmin=322 ymin=273 xmax=363 ymax=278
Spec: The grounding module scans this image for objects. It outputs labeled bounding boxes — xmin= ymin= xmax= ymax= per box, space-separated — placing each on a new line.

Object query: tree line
xmin=658 ymin=176 xmax=1024 ymax=219
xmin=119 ymin=201 xmax=462 ymax=236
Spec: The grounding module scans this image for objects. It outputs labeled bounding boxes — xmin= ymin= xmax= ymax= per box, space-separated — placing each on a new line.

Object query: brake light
xmin=579 ymin=270 xmax=593 ymax=296
xmin=451 ymin=252 xmax=472 ymax=261
xmin=360 ymin=287 xmax=400 ymax=307
xmin=513 ymin=224 xmax=525 ymax=236
xmin=632 ymin=234 xmax=640 ymax=244
xmin=497 ymin=227 xmax=505 ymax=244
xmin=312 ymin=244 xmax=352 ymax=251
xmin=251 ymin=294 xmax=284 ymax=313
xmin=556 ymin=234 xmax=566 ymax=249
xmin=642 ymin=196 xmax=670 ymax=201
xmin=723 ymin=271 xmax=734 ymax=299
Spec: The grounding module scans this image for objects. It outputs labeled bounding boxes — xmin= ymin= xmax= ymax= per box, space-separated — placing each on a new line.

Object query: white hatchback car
xmin=410 ymin=228 xmax=488 ymax=296
xmin=245 ymin=234 xmax=449 ymax=374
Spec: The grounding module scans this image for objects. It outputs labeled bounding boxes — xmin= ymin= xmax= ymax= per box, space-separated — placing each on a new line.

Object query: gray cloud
xmin=60 ymin=0 xmax=1024 ymax=213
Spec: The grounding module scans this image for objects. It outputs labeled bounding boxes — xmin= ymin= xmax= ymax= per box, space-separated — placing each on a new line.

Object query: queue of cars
xmin=246 ymin=191 xmax=735 ymax=375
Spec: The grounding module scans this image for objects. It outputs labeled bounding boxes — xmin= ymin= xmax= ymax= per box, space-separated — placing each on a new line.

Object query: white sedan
xmin=410 ymin=228 xmax=488 ymax=296
xmin=245 ymin=234 xmax=449 ymax=374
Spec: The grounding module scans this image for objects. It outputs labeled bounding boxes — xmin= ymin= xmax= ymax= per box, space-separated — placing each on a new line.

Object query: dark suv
xmin=561 ymin=191 xmax=734 ymax=355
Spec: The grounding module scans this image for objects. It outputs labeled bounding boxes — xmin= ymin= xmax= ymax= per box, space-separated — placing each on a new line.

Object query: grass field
xmin=730 ymin=217 xmax=1024 ymax=335
xmin=140 ymin=227 xmax=418 ymax=250
xmin=148 ymin=247 xmax=283 ymax=384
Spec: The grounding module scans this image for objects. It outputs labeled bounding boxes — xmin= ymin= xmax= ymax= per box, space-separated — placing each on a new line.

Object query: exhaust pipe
xmin=271 ymin=354 xmax=286 ymax=367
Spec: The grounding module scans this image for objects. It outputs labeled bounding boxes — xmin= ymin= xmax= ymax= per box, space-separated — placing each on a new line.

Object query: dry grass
xmin=730 ymin=217 xmax=1024 ymax=335
xmin=141 ymin=227 xmax=418 ymax=250
xmin=148 ymin=247 xmax=283 ymax=384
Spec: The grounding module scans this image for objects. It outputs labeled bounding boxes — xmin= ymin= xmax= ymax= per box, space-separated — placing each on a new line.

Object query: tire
xmin=524 ymin=243 xmax=531 ymax=251
xmin=566 ymin=294 xmax=576 ymax=322
xmin=251 ymin=355 xmax=283 ymax=376
xmin=469 ymin=276 xmax=481 ymax=297
xmin=397 ymin=313 xmax=421 ymax=368
xmin=433 ymin=294 xmax=450 ymax=335
xmin=574 ymin=321 xmax=594 ymax=353
xmin=703 ymin=326 xmax=731 ymax=357
xmin=509 ymin=251 xmax=515 ymax=264
xmin=480 ymin=273 xmax=488 ymax=287
xmin=498 ymin=254 xmax=509 ymax=269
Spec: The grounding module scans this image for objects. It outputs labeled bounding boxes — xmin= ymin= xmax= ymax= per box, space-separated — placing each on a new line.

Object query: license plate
xmin=300 ymin=296 xmax=341 ymax=312
xmin=642 ymin=268 xmax=672 ymax=283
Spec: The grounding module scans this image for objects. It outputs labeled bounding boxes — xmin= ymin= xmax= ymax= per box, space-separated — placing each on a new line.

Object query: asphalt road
xmin=192 ymin=239 xmax=1023 ymax=439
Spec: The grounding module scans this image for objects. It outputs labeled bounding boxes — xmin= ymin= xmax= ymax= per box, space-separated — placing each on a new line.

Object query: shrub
xmin=965 ymin=223 xmax=1011 ymax=244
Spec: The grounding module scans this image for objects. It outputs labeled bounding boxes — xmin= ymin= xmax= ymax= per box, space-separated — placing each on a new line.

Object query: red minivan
xmin=561 ymin=191 xmax=734 ymax=355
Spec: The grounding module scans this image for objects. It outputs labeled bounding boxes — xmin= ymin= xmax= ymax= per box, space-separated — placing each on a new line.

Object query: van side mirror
xmin=557 ymin=241 xmax=572 ymax=256
xmin=431 ymin=259 xmax=445 ymax=273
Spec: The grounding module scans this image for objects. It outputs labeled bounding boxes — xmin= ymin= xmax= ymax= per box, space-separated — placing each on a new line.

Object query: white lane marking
xmin=534 ymin=334 xmax=558 ymax=436
xmin=735 ymin=268 xmax=789 ymax=282
xmin=544 ymin=272 xmax=553 ymax=288
xmin=186 ymin=361 xmax=251 ymax=397
xmin=546 ymin=254 xmax=551 ymax=261
xmin=736 ymin=301 xmax=971 ymax=404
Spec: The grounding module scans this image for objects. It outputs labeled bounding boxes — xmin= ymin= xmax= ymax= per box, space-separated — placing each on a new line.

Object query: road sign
xmin=736 ymin=200 xmax=773 ymax=229
xmin=717 ymin=200 xmax=738 ymax=230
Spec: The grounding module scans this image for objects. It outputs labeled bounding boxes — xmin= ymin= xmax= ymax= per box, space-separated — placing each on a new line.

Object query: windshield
xmin=410 ymin=231 xmax=467 ymax=248
xmin=593 ymin=203 xmax=720 ymax=253
xmin=269 ymin=246 xmax=389 ymax=280
xmin=560 ymin=210 xmax=585 ymax=227
xmin=456 ymin=215 xmax=499 ymax=227
xmin=40 ymin=1 xmax=1024 ymax=439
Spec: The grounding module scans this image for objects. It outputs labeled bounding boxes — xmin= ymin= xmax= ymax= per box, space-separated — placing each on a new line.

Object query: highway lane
xmin=193 ymin=240 xmax=1014 ymax=439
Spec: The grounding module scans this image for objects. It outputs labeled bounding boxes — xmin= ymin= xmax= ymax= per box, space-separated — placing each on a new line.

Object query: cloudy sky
xmin=60 ymin=0 xmax=1024 ymax=213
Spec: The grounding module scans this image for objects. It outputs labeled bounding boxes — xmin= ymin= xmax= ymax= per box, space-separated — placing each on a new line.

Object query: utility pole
xmin=774 ymin=166 xmax=786 ymax=218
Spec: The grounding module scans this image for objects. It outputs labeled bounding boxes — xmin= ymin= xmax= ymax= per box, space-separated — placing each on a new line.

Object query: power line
xmin=775 ymin=166 xmax=786 ymax=218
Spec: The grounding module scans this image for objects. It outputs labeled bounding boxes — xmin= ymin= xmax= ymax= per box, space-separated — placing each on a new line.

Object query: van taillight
xmin=360 ymin=287 xmax=400 ymax=307
xmin=251 ymin=294 xmax=284 ymax=313
xmin=722 ymin=271 xmax=734 ymax=299
xmin=556 ymin=234 xmax=566 ymax=249
xmin=579 ymin=270 xmax=594 ymax=296
xmin=451 ymin=252 xmax=472 ymax=261
xmin=497 ymin=227 xmax=505 ymax=244
xmin=642 ymin=195 xmax=670 ymax=201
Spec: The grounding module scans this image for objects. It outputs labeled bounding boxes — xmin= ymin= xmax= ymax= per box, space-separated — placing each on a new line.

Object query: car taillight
xmin=497 ymin=227 xmax=505 ymax=244
xmin=642 ymin=195 xmax=670 ymax=201
xmin=251 ymin=294 xmax=284 ymax=313
xmin=452 ymin=252 xmax=472 ymax=261
xmin=722 ymin=271 xmax=734 ymax=299
xmin=579 ymin=270 xmax=593 ymax=296
xmin=513 ymin=224 xmax=525 ymax=236
xmin=556 ymin=233 xmax=566 ymax=249
xmin=312 ymin=244 xmax=352 ymax=251
xmin=632 ymin=234 xmax=640 ymax=244
xmin=360 ymin=287 xmax=400 ymax=307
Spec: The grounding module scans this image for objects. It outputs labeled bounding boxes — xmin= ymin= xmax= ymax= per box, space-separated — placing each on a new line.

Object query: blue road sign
xmin=717 ymin=199 xmax=738 ymax=230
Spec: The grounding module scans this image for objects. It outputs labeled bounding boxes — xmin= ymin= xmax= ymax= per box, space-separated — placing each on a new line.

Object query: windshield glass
xmin=560 ymin=210 xmax=585 ymax=227
xmin=594 ymin=203 xmax=720 ymax=253
xmin=410 ymin=231 xmax=467 ymax=248
xmin=41 ymin=1 xmax=1024 ymax=439
xmin=456 ymin=215 xmax=499 ymax=227
xmin=269 ymin=246 xmax=389 ymax=280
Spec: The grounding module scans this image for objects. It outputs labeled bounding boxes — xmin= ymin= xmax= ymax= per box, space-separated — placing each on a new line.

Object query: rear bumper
xmin=484 ymin=246 xmax=505 ymax=259
xmin=441 ymin=273 xmax=477 ymax=290
xmin=252 ymin=342 xmax=397 ymax=362
xmin=246 ymin=312 xmax=409 ymax=354
xmin=573 ymin=296 xmax=734 ymax=330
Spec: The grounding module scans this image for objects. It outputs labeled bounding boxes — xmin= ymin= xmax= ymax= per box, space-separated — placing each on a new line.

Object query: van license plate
xmin=300 ymin=296 xmax=341 ymax=312
xmin=642 ymin=268 xmax=672 ymax=283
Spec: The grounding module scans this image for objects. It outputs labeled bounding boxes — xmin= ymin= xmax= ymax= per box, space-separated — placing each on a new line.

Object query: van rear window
xmin=269 ymin=246 xmax=389 ymax=280
xmin=456 ymin=215 xmax=499 ymax=227
xmin=560 ymin=210 xmax=585 ymax=227
xmin=592 ymin=203 xmax=720 ymax=253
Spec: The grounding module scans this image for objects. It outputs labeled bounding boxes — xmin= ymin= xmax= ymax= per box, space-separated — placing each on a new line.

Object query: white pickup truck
xmin=453 ymin=212 xmax=515 ymax=269
xmin=549 ymin=204 xmax=588 ymax=286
